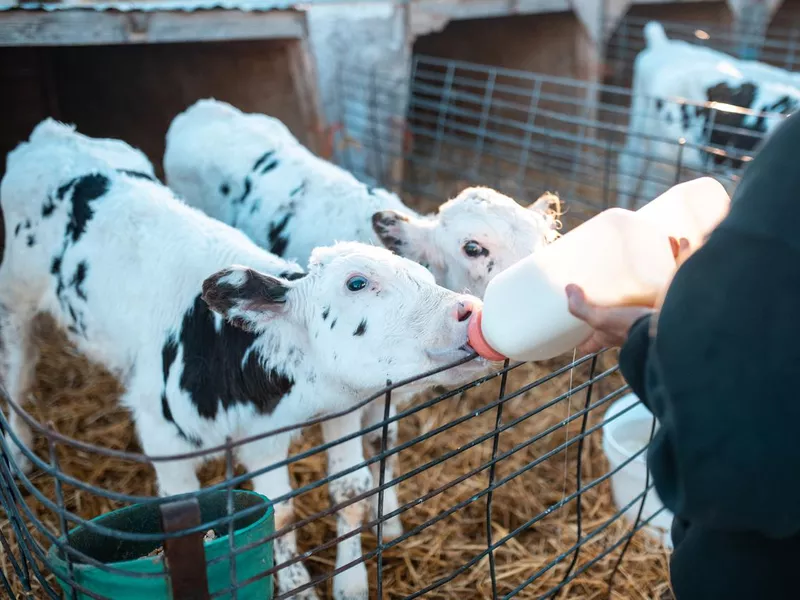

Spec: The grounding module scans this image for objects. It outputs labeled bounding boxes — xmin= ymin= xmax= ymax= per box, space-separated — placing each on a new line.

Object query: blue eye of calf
xmin=346 ymin=276 xmax=368 ymax=292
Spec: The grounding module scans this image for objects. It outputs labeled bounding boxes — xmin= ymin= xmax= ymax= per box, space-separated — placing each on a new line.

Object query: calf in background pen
xmin=163 ymin=97 xmax=561 ymax=589
xmin=0 ymin=120 xmax=488 ymax=600
xmin=618 ymin=21 xmax=800 ymax=209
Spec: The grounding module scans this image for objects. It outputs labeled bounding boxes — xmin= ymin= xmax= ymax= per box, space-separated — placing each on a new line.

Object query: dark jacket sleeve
xmin=615 ymin=110 xmax=800 ymax=540
xmin=618 ymin=314 xmax=653 ymax=408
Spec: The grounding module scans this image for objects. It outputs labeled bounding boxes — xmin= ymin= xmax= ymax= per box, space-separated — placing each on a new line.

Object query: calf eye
xmin=346 ymin=275 xmax=368 ymax=292
xmin=463 ymin=241 xmax=487 ymax=258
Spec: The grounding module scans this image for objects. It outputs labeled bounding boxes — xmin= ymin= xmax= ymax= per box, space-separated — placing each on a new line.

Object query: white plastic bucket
xmin=602 ymin=393 xmax=674 ymax=549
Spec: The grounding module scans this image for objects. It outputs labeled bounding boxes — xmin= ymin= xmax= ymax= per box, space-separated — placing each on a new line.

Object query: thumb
xmin=566 ymin=284 xmax=594 ymax=323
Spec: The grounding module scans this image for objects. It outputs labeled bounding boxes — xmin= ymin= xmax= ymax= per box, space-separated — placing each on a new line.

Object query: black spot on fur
xmin=42 ymin=197 xmax=57 ymax=217
xmin=162 ymin=337 xmax=178 ymax=384
xmin=704 ymin=82 xmax=763 ymax=167
xmin=354 ymin=319 xmax=367 ymax=336
xmin=655 ymin=98 xmax=663 ymax=112
xmin=177 ymin=296 xmax=294 ymax=419
xmin=118 ymin=169 xmax=156 ymax=182
xmin=268 ymin=213 xmax=292 ymax=257
xmin=26 ymin=235 xmax=35 ymax=247
xmin=252 ymin=151 xmax=276 ymax=173
xmin=233 ymin=177 xmax=252 ymax=206
xmin=680 ymin=104 xmax=692 ymax=130
xmin=280 ymin=271 xmax=306 ymax=282
xmin=57 ymin=179 xmax=77 ymax=200
xmin=160 ymin=336 xmax=200 ymax=446
xmin=487 ymin=259 xmax=495 ymax=274
xmin=290 ymin=180 xmax=307 ymax=197
xmin=220 ymin=183 xmax=231 ymax=196
xmin=330 ymin=318 xmax=337 ymax=330
xmin=71 ymin=261 xmax=88 ymax=301
xmin=51 ymin=257 xmax=61 ymax=275
xmin=322 ymin=307 xmax=330 ymax=320
xmin=14 ymin=223 xmax=21 ymax=236
xmin=66 ymin=174 xmax=110 ymax=243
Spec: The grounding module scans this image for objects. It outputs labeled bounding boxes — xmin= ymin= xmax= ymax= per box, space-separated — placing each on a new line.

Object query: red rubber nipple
xmin=467 ymin=308 xmax=507 ymax=361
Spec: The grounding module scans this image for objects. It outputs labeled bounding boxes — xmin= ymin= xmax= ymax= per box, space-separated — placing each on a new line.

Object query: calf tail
xmin=643 ymin=21 xmax=669 ymax=48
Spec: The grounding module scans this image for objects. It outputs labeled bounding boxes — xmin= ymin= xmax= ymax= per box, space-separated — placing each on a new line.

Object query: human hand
xmin=565 ymin=284 xmax=655 ymax=354
xmin=565 ymin=236 xmax=693 ymax=354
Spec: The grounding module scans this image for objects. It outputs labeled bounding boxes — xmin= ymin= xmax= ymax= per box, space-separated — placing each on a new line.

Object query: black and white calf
xmin=619 ymin=21 xmax=800 ymax=208
xmin=163 ymin=99 xmax=561 ymax=297
xmin=163 ymin=98 xmax=561 ymax=597
xmin=0 ymin=120 xmax=487 ymax=599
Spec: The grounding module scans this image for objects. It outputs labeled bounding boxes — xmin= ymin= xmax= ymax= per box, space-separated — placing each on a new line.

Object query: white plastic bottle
xmin=468 ymin=178 xmax=731 ymax=362
xmin=637 ymin=177 xmax=731 ymax=249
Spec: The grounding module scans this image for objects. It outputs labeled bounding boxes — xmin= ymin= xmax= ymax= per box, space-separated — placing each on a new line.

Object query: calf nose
xmin=455 ymin=297 xmax=478 ymax=322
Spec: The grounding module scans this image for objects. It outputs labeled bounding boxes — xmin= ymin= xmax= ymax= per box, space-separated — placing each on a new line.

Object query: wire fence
xmin=1 ymin=342 xmax=671 ymax=599
xmin=605 ymin=15 xmax=800 ymax=92
xmin=4 ymin=52 xmax=784 ymax=600
xmin=335 ymin=55 xmax=785 ymax=221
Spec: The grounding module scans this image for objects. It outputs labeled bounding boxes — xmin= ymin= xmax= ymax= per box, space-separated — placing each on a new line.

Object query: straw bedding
xmin=1 ymin=314 xmax=672 ymax=600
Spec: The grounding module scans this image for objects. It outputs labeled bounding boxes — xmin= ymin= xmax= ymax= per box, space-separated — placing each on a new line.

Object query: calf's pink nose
xmin=456 ymin=298 xmax=477 ymax=322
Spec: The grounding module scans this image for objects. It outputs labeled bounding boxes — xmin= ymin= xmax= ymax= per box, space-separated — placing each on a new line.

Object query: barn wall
xmin=413 ymin=12 xmax=586 ymax=80
xmin=0 ymin=39 xmax=311 ymax=181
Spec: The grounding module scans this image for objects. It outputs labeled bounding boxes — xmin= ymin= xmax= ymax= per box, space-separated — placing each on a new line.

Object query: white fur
xmin=0 ymin=120 xmax=486 ymax=600
xmin=619 ymin=21 xmax=800 ymax=208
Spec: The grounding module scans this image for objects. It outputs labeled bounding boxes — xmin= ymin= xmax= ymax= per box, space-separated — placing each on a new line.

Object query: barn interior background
xmin=0 ymin=0 xmax=797 ymax=598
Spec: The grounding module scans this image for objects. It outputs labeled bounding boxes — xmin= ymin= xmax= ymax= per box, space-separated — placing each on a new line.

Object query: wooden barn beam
xmin=0 ymin=9 xmax=306 ymax=47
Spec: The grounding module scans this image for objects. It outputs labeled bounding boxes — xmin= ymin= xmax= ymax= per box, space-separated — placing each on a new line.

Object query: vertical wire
xmin=376 ymin=381 xmax=392 ymax=599
xmin=485 ymin=360 xmax=510 ymax=598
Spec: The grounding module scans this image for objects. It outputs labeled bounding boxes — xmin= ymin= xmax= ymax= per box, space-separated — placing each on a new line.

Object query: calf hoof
xmin=372 ymin=515 xmax=403 ymax=542
xmin=333 ymin=562 xmax=368 ymax=600
xmin=277 ymin=564 xmax=319 ymax=600
xmin=290 ymin=588 xmax=320 ymax=600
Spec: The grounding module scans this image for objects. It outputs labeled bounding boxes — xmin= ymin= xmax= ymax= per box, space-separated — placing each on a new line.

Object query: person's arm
xmin=618 ymin=314 xmax=652 ymax=408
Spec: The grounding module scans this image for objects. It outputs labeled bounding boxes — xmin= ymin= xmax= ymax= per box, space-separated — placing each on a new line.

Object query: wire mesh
xmin=1 ymin=54 xmax=763 ymax=600
xmin=605 ymin=14 xmax=800 ymax=92
xmin=336 ymin=54 xmax=786 ymax=222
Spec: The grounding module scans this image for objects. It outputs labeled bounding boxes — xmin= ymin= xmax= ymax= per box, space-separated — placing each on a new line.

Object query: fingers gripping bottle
xmin=467 ymin=177 xmax=731 ymax=362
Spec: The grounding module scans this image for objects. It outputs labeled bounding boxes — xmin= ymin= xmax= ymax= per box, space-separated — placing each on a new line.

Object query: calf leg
xmin=363 ymin=400 xmax=403 ymax=541
xmin=0 ymin=306 xmax=38 ymax=476
xmin=130 ymin=405 xmax=201 ymax=496
xmin=238 ymin=438 xmax=319 ymax=600
xmin=322 ymin=413 xmax=371 ymax=600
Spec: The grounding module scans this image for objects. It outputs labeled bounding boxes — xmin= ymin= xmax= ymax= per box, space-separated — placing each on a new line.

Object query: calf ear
xmin=530 ymin=192 xmax=561 ymax=217
xmin=371 ymin=210 xmax=428 ymax=258
xmin=202 ymin=265 xmax=293 ymax=332
xmin=530 ymin=192 xmax=562 ymax=242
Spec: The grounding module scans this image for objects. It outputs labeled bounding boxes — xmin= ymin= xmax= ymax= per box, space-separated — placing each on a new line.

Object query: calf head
xmin=202 ymin=242 xmax=486 ymax=395
xmin=372 ymin=187 xmax=560 ymax=296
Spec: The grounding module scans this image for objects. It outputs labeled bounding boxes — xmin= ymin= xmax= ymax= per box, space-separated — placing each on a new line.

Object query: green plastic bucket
xmin=47 ymin=489 xmax=274 ymax=600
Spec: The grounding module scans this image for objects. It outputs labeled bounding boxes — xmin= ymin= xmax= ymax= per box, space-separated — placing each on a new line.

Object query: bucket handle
xmin=160 ymin=498 xmax=211 ymax=600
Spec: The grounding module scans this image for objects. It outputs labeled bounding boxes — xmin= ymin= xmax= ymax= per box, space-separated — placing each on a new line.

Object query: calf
xmin=163 ymin=99 xmax=561 ymax=297
xmin=0 ymin=120 xmax=487 ymax=599
xmin=618 ymin=21 xmax=800 ymax=209
xmin=163 ymin=98 xmax=561 ymax=595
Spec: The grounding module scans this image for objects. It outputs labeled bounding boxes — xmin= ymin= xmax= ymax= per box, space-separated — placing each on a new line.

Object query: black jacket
xmin=618 ymin=110 xmax=800 ymax=599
